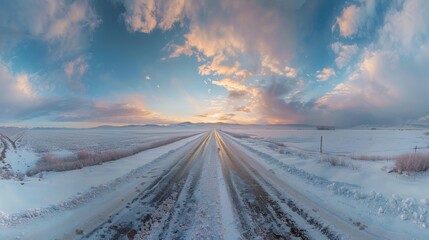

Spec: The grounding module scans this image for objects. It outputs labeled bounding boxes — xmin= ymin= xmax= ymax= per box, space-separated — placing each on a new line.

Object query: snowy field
xmin=0 ymin=125 xmax=429 ymax=239
xmin=0 ymin=126 xmax=206 ymax=177
xmin=222 ymin=125 xmax=429 ymax=237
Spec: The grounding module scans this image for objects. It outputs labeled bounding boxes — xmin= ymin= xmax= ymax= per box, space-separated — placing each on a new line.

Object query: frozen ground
xmin=0 ymin=126 xmax=205 ymax=178
xmin=0 ymin=125 xmax=428 ymax=239
xmin=222 ymin=125 xmax=429 ymax=236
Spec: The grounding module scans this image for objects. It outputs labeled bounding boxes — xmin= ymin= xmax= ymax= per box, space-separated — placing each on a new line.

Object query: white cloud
xmin=0 ymin=61 xmax=38 ymax=119
xmin=122 ymin=0 xmax=185 ymax=33
xmin=378 ymin=0 xmax=429 ymax=52
xmin=16 ymin=74 xmax=34 ymax=97
xmin=125 ymin=0 xmax=310 ymax=123
xmin=123 ymin=0 xmax=303 ymax=81
xmin=284 ymin=66 xmax=298 ymax=78
xmin=0 ymin=0 xmax=100 ymax=58
xmin=336 ymin=5 xmax=361 ymax=37
xmin=0 ymin=60 xmax=169 ymax=124
xmin=167 ymin=43 xmax=194 ymax=58
xmin=261 ymin=55 xmax=298 ymax=78
xmin=331 ymin=42 xmax=358 ymax=68
xmin=63 ymin=56 xmax=88 ymax=89
xmin=64 ymin=57 xmax=88 ymax=77
xmin=318 ymin=0 xmax=429 ymax=125
xmin=335 ymin=0 xmax=377 ymax=38
xmin=316 ymin=68 xmax=336 ymax=81
xmin=145 ymin=75 xmax=151 ymax=80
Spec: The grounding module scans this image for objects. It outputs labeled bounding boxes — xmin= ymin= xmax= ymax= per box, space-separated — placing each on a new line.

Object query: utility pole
xmin=320 ymin=136 xmax=323 ymax=153
xmin=415 ymin=146 xmax=418 ymax=153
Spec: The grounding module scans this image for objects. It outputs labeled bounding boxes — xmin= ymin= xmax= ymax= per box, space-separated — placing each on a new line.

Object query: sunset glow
xmin=1 ymin=0 xmax=429 ymax=127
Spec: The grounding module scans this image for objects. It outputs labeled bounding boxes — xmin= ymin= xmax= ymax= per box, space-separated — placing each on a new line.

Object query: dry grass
xmin=350 ymin=155 xmax=392 ymax=161
xmin=26 ymin=135 xmax=194 ymax=176
xmin=393 ymin=153 xmax=429 ymax=173
xmin=321 ymin=156 xmax=348 ymax=167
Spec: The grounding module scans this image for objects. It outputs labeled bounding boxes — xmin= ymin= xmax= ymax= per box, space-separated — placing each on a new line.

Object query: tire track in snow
xmin=215 ymin=130 xmax=314 ymax=239
xmin=0 ymin=137 xmax=7 ymax=161
xmin=87 ymin=132 xmax=211 ymax=239
xmin=0 ymin=133 xmax=16 ymax=150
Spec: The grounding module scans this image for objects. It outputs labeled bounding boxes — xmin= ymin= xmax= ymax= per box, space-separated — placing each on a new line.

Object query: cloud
xmin=261 ymin=55 xmax=298 ymax=78
xmin=228 ymin=90 xmax=248 ymax=99
xmin=256 ymin=78 xmax=304 ymax=124
xmin=121 ymin=0 xmax=328 ymax=124
xmin=378 ymin=0 xmax=429 ymax=52
xmin=198 ymin=54 xmax=241 ymax=77
xmin=15 ymin=74 xmax=34 ymax=97
xmin=0 ymin=60 xmax=167 ymax=125
xmin=122 ymin=0 xmax=185 ymax=33
xmin=331 ymin=42 xmax=358 ymax=68
xmin=167 ymin=43 xmax=194 ymax=58
xmin=212 ymin=78 xmax=249 ymax=92
xmin=0 ymin=62 xmax=40 ymax=120
xmin=335 ymin=0 xmax=377 ymax=38
xmin=317 ymin=0 xmax=429 ymax=126
xmin=336 ymin=5 xmax=361 ymax=37
xmin=127 ymin=0 xmax=306 ymax=79
xmin=0 ymin=0 xmax=100 ymax=58
xmin=218 ymin=113 xmax=235 ymax=121
xmin=145 ymin=75 xmax=151 ymax=80
xmin=53 ymin=99 xmax=162 ymax=124
xmin=234 ymin=106 xmax=251 ymax=113
xmin=64 ymin=56 xmax=88 ymax=89
xmin=316 ymin=68 xmax=336 ymax=81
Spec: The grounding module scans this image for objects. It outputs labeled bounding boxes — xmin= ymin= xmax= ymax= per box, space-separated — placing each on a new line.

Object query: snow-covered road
xmin=85 ymin=130 xmax=385 ymax=239
xmin=1 ymin=129 xmax=425 ymax=239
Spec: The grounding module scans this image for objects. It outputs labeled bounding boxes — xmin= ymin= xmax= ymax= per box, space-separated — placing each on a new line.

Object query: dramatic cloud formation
xmin=256 ymin=78 xmax=304 ymax=124
xmin=123 ymin=0 xmax=312 ymax=122
xmin=0 ymin=0 xmax=100 ymax=58
xmin=1 ymin=0 xmax=428 ymax=127
xmin=319 ymin=0 xmax=429 ymax=125
xmin=0 ymin=58 xmax=164 ymax=125
xmin=53 ymin=98 xmax=166 ymax=124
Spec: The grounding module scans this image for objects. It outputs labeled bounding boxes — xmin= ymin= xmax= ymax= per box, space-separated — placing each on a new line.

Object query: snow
xmin=3 ymin=148 xmax=38 ymax=174
xmin=1 ymin=125 xmax=429 ymax=239
xmin=25 ymin=127 xmax=205 ymax=153
xmin=221 ymin=126 xmax=429 ymax=238
xmin=215 ymin=137 xmax=241 ymax=239
xmin=0 ymin=132 xmax=205 ymax=233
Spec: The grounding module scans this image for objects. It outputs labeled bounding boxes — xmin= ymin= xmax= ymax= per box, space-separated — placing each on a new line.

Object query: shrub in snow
xmin=350 ymin=155 xmax=391 ymax=161
xmin=320 ymin=156 xmax=348 ymax=167
xmin=393 ymin=153 xmax=429 ymax=173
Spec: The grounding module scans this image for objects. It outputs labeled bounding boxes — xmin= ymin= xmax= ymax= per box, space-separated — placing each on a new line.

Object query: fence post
xmin=320 ymin=136 xmax=323 ymax=153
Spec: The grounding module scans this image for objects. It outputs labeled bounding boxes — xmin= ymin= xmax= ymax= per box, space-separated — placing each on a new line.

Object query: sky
xmin=1 ymin=0 xmax=429 ymax=127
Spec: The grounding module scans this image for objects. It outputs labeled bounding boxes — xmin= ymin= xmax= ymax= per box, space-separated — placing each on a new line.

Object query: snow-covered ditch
xmin=0 ymin=133 xmax=204 ymax=230
xmin=222 ymin=130 xmax=429 ymax=238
